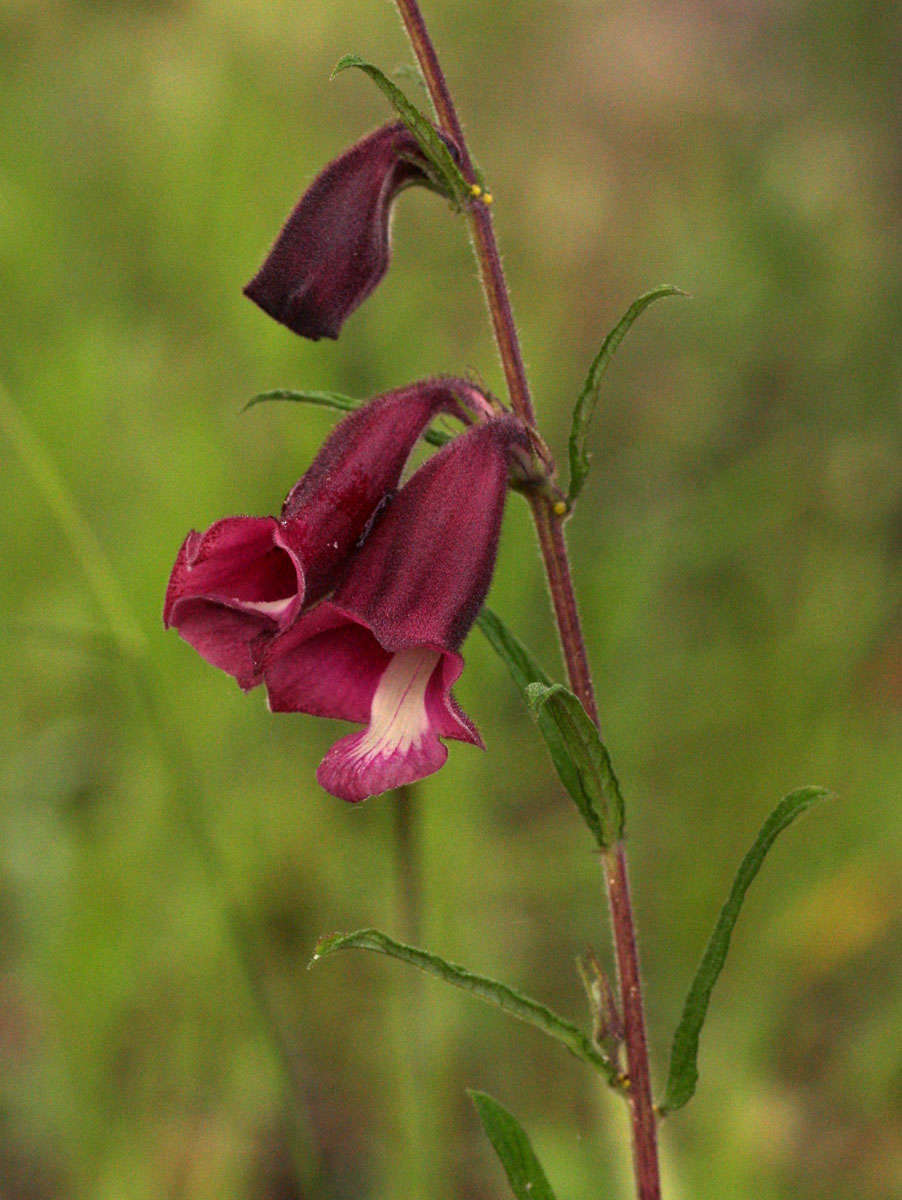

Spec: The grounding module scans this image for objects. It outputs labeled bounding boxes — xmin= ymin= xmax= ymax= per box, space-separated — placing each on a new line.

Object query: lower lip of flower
xmin=354 ymin=646 xmax=441 ymax=760
xmin=316 ymin=645 xmax=447 ymax=802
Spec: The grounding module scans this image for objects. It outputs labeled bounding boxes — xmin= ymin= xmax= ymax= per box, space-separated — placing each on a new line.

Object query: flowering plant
xmin=165 ymin=5 xmax=829 ymax=1197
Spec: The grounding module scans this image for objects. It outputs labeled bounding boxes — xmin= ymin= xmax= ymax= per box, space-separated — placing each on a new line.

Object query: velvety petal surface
xmin=261 ymin=419 xmax=526 ymax=801
xmin=263 ymin=605 xmax=391 ymax=724
xmin=317 ymin=647 xmax=450 ymax=803
xmin=164 ymin=380 xmax=487 ymax=689
xmin=244 ymin=123 xmax=434 ymax=340
xmin=277 ymin=380 xmax=474 ymax=607
xmin=334 ymin=416 xmax=530 ymax=651
xmin=164 ymin=516 xmax=303 ymax=688
xmin=263 ymin=603 xmax=480 ymax=802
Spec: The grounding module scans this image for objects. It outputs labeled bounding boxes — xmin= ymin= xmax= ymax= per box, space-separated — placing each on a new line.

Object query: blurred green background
xmin=1 ymin=1 xmax=898 ymax=1197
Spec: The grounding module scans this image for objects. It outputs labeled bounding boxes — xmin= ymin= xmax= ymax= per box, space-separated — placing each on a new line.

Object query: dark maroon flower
xmin=262 ymin=415 xmax=529 ymax=802
xmin=164 ymin=380 xmax=485 ymax=689
xmin=244 ymin=122 xmax=446 ymax=340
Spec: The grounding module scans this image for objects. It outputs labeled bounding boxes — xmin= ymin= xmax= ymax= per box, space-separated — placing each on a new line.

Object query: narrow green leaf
xmin=311 ymin=928 xmax=616 ymax=1080
xmin=526 ymin=682 xmax=625 ymax=848
xmin=469 ymin=1091 xmax=558 ymax=1200
xmin=660 ymin=786 xmax=830 ymax=1115
xmin=476 ymin=607 xmax=553 ymax=692
xmin=242 ymin=388 xmax=452 ymax=446
xmin=568 ymin=284 xmax=686 ymax=504
xmin=476 ymin=608 xmax=589 ymax=831
xmin=332 ymin=53 xmax=471 ymax=208
xmin=476 ymin=608 xmax=623 ymax=847
xmin=243 ymin=388 xmax=360 ymax=415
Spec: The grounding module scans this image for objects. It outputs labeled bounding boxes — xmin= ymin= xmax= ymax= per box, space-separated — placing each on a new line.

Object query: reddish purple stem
xmin=393 ymin=3 xmax=663 ymax=1197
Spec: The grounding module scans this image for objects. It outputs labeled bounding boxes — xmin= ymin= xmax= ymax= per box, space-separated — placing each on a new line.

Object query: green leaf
xmin=476 ymin=609 xmax=624 ymax=847
xmin=311 ymin=928 xmax=616 ymax=1080
xmin=476 ymin=607 xmax=554 ymax=692
xmin=243 ymin=388 xmax=361 ymax=415
xmin=568 ymin=284 xmax=686 ymax=504
xmin=469 ymin=1091 xmax=558 ymax=1200
xmin=242 ymin=388 xmax=452 ymax=446
xmin=660 ymin=786 xmax=830 ymax=1115
xmin=526 ymin=682 xmax=625 ymax=848
xmin=332 ymin=53 xmax=472 ymax=208
xmin=476 ymin=609 xmax=598 ymax=839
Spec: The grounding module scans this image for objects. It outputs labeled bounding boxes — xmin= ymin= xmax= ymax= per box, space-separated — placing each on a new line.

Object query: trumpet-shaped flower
xmin=263 ymin=416 xmax=529 ymax=802
xmin=164 ymin=380 xmax=482 ymax=689
xmin=244 ymin=123 xmax=448 ymax=340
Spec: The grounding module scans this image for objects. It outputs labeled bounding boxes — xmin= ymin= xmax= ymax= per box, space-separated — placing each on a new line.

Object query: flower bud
xmin=244 ymin=123 xmax=444 ymax=340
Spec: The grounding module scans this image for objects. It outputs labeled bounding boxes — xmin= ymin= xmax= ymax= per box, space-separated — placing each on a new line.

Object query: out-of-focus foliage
xmin=1 ymin=2 xmax=898 ymax=1198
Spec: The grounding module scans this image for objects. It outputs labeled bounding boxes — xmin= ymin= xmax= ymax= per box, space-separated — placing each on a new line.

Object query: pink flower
xmin=263 ymin=416 xmax=529 ymax=802
xmin=244 ymin=123 xmax=448 ymax=340
xmin=164 ymin=380 xmax=485 ymax=689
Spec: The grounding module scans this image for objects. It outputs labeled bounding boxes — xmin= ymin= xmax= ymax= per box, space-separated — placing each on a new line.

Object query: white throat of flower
xmin=352 ymin=647 xmax=441 ymax=762
xmin=241 ymin=596 xmax=295 ymax=619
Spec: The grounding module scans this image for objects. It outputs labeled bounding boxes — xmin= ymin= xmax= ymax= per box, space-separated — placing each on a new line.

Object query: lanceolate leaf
xmin=311 ymin=928 xmax=616 ymax=1080
xmin=476 ymin=608 xmax=613 ymax=845
xmin=243 ymin=388 xmax=360 ymax=415
xmin=526 ymin=682 xmax=625 ymax=848
xmin=332 ymin=54 xmax=472 ymax=208
xmin=660 ymin=786 xmax=830 ymax=1115
xmin=476 ymin=607 xmax=553 ymax=693
xmin=568 ymin=284 xmax=686 ymax=504
xmin=469 ymin=1091 xmax=558 ymax=1200
xmin=243 ymin=389 xmax=452 ymax=446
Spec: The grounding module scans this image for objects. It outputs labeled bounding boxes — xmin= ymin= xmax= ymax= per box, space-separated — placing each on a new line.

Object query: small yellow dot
xmin=482 ymin=191 xmax=494 ymax=205
xmin=469 ymin=183 xmax=483 ymax=197
xmin=553 ymin=500 xmax=567 ymax=516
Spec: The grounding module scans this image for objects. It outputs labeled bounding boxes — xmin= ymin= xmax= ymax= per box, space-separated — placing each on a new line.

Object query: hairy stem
xmin=393 ymin=0 xmax=535 ymax=427
xmin=394 ymin=4 xmax=661 ymax=1196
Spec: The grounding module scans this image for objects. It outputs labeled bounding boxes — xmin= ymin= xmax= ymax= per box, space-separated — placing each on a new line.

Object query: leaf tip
xmin=523 ymin=680 xmax=551 ymax=714
xmin=331 ymin=52 xmax=362 ymax=80
xmin=310 ymin=931 xmax=347 ymax=964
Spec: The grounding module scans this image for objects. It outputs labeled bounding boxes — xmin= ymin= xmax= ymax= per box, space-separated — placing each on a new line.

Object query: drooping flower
xmin=164 ymin=380 xmax=486 ymax=689
xmin=244 ymin=122 xmax=450 ymax=340
xmin=262 ymin=415 xmax=530 ymax=802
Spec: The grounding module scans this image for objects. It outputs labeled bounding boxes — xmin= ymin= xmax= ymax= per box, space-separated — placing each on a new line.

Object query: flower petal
xmin=244 ymin=123 xmax=432 ymax=340
xmin=316 ymin=647 xmax=449 ymax=802
xmin=264 ymin=605 xmax=390 ymax=722
xmin=164 ymin=516 xmax=303 ymax=688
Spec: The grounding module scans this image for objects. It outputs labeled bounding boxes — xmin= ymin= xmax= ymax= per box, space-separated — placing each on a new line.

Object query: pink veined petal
xmin=426 ymin=651 xmax=484 ymax=749
xmin=317 ymin=647 xmax=452 ymax=802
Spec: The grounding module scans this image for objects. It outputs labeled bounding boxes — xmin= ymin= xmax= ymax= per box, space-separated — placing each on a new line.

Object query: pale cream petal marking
xmin=350 ymin=647 xmax=441 ymax=764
